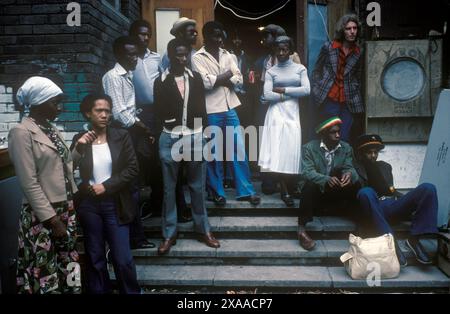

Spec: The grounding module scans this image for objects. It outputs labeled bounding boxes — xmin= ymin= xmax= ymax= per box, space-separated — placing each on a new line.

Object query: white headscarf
xmin=16 ymin=76 xmax=63 ymax=111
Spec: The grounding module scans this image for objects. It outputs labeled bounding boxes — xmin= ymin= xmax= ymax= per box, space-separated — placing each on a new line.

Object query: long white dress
xmin=258 ymin=59 xmax=310 ymax=174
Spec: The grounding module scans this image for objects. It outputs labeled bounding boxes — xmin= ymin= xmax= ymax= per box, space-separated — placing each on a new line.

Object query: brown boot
xmin=157 ymin=237 xmax=177 ymax=255
xmin=298 ymin=231 xmax=316 ymax=250
xmin=199 ymin=232 xmax=220 ymax=248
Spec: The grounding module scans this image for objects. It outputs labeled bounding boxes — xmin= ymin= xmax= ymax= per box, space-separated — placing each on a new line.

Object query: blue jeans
xmin=207 ymin=109 xmax=256 ymax=199
xmin=357 ymin=183 xmax=439 ymax=236
xmin=159 ymin=132 xmax=211 ymax=238
xmin=321 ymin=98 xmax=353 ymax=142
xmin=77 ymin=197 xmax=140 ymax=294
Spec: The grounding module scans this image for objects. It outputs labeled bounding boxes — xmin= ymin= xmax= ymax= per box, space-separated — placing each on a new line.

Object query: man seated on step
xmin=354 ymin=134 xmax=438 ymax=267
xmin=298 ymin=116 xmax=359 ymax=250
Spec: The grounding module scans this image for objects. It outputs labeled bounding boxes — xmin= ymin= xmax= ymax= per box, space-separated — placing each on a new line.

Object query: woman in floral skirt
xmin=8 ymin=76 xmax=81 ymax=294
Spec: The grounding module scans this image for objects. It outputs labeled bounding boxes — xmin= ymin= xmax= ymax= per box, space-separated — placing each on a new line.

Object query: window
xmin=101 ymin=0 xmax=129 ymax=22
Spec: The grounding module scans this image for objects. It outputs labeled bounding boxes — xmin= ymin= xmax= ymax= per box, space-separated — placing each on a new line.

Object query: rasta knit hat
xmin=315 ymin=116 xmax=342 ymax=134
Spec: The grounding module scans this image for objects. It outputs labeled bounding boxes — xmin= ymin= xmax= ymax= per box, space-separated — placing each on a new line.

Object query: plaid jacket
xmin=311 ymin=41 xmax=364 ymax=113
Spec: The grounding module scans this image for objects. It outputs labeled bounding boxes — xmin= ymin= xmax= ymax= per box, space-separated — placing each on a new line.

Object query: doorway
xmin=214 ymin=0 xmax=300 ymax=63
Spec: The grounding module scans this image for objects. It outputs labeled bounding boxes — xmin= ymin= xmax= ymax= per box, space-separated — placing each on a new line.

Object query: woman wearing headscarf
xmin=258 ymin=36 xmax=311 ymax=207
xmin=70 ymin=93 xmax=140 ymax=294
xmin=8 ymin=76 xmax=81 ymax=294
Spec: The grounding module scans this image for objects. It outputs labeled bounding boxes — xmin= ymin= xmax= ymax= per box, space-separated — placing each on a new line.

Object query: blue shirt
xmin=132 ymin=49 xmax=161 ymax=106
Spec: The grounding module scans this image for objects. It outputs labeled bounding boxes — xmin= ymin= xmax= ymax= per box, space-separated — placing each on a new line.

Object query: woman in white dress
xmin=258 ymin=36 xmax=310 ymax=206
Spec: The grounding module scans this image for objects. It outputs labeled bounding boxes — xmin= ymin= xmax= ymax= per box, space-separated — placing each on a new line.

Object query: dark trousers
xmin=77 ymin=197 xmax=140 ymax=294
xmin=298 ymin=181 xmax=358 ymax=225
xmin=357 ymin=183 xmax=439 ymax=236
xmin=128 ymin=187 xmax=146 ymax=246
xmin=126 ymin=117 xmax=163 ymax=246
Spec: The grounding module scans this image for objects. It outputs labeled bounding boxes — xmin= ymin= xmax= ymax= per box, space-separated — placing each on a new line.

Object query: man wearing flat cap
xmin=298 ymin=116 xmax=359 ymax=250
xmin=354 ymin=134 xmax=439 ymax=267
xmin=161 ymin=17 xmax=198 ymax=70
xmin=160 ymin=17 xmax=199 ymax=222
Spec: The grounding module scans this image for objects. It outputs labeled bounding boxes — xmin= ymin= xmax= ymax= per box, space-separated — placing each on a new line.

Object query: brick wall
xmin=0 ymin=0 xmax=141 ymax=146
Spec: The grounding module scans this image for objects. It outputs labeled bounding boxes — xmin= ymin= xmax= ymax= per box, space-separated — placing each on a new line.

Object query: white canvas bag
xmin=340 ymin=233 xmax=400 ymax=280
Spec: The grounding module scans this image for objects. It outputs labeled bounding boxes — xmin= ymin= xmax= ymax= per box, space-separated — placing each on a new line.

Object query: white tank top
xmin=89 ymin=143 xmax=112 ymax=185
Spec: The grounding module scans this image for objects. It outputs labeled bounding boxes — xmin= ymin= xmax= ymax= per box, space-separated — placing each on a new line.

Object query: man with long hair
xmin=311 ymin=14 xmax=364 ymax=144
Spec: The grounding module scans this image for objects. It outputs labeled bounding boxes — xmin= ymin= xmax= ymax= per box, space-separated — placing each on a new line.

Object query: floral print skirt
xmin=16 ymin=200 xmax=81 ymax=294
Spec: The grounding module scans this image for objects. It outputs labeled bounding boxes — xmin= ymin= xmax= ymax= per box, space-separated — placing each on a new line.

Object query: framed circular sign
xmin=381 ymin=58 xmax=426 ymax=102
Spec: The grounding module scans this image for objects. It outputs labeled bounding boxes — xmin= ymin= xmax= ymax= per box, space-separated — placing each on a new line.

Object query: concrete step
xmin=152 ymin=181 xmax=333 ymax=216
xmin=122 ymin=264 xmax=450 ymax=290
xmin=132 ymin=239 xmax=437 ymax=266
xmin=143 ymin=216 xmax=412 ymax=239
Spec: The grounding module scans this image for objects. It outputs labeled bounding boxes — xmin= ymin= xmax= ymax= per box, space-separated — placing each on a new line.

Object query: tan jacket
xmin=8 ymin=117 xmax=78 ymax=222
xmin=192 ymin=47 xmax=243 ymax=114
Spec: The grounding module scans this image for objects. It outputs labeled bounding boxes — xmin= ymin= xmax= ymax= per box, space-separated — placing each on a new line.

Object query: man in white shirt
xmin=192 ymin=21 xmax=260 ymax=206
xmin=102 ymin=36 xmax=151 ymax=136
xmin=128 ymin=20 xmax=168 ymax=224
xmin=129 ymin=20 xmax=161 ymax=120
xmin=102 ymin=35 xmax=154 ymax=250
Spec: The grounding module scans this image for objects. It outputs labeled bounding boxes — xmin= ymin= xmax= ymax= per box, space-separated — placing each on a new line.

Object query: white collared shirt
xmin=133 ymin=48 xmax=161 ymax=106
xmin=320 ymin=141 xmax=342 ymax=175
xmin=161 ymin=68 xmax=202 ymax=136
xmin=102 ymin=63 xmax=138 ymax=128
xmin=191 ymin=47 xmax=243 ymax=114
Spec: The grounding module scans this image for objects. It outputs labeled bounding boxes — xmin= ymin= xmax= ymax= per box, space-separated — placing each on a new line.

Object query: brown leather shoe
xmin=298 ymin=231 xmax=316 ymax=250
xmin=157 ymin=237 xmax=177 ymax=255
xmin=199 ymin=232 xmax=220 ymax=248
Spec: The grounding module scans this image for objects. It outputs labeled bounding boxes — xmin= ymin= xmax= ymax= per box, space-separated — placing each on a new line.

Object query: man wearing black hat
xmin=298 ymin=116 xmax=359 ymax=250
xmin=354 ymin=134 xmax=438 ymax=267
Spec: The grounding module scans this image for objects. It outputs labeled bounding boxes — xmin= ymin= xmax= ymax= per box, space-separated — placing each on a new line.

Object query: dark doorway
xmin=214 ymin=0 xmax=298 ymax=62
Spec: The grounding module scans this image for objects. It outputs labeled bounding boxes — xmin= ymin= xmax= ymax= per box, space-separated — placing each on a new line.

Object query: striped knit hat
xmin=315 ymin=116 xmax=342 ymax=134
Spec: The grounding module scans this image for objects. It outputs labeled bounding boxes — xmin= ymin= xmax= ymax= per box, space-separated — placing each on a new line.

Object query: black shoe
xmin=281 ymin=194 xmax=294 ymax=207
xmin=213 ymin=195 xmax=226 ymax=206
xmin=131 ymin=240 xmax=156 ymax=250
xmin=406 ymin=237 xmax=432 ymax=265
xmin=238 ymin=194 xmax=261 ymax=205
xmin=395 ymin=240 xmax=408 ymax=267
